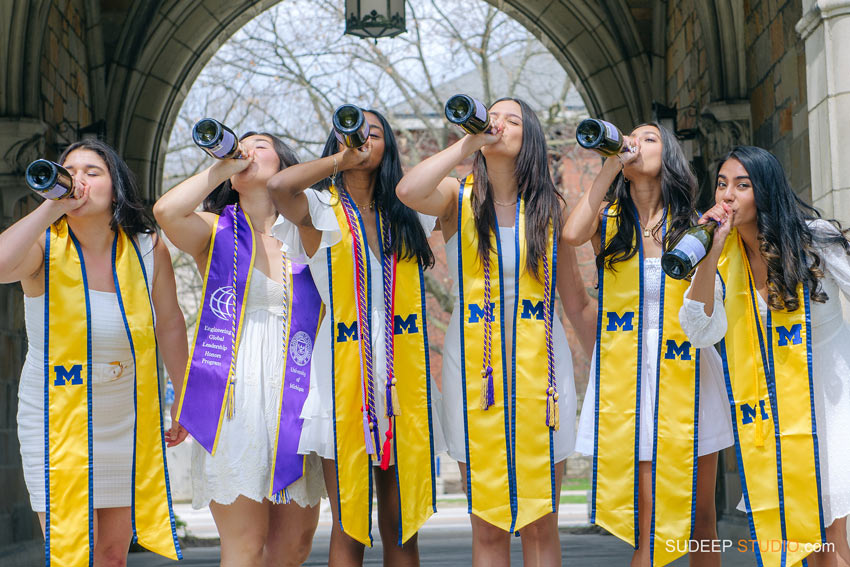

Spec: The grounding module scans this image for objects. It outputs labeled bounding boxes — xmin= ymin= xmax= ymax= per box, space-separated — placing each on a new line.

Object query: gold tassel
xmin=225 ymin=380 xmax=236 ymax=420
xmin=480 ymin=371 xmax=490 ymax=410
xmin=553 ymin=398 xmax=560 ymax=431
xmin=390 ymin=380 xmax=401 ymax=416
xmin=546 ymin=392 xmax=553 ymax=428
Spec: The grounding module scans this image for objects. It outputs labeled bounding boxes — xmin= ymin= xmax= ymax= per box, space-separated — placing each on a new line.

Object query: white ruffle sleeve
xmin=678 ymin=270 xmax=728 ymax=348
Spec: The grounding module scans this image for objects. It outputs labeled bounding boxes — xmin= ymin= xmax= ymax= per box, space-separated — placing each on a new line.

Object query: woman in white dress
xmin=566 ymin=123 xmax=733 ymax=567
xmin=396 ymin=97 xmax=596 ymax=567
xmin=4 ymin=139 xmax=187 ymax=566
xmin=268 ymin=108 xmax=443 ymax=567
xmin=682 ymin=145 xmax=850 ymax=567
xmin=154 ymin=132 xmax=324 ymax=567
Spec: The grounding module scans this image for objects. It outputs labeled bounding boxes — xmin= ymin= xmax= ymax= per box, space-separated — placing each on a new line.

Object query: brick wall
xmin=744 ymin=0 xmax=810 ymax=198
xmin=665 ymin=0 xmax=711 ymax=132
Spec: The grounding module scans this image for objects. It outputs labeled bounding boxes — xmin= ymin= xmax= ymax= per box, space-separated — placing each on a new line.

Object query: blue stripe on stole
xmin=649 ymin=220 xmax=666 ymax=562
xmin=119 ymin=236 xmax=182 ymax=557
xmin=718 ymin=340 xmax=764 ymax=567
xmin=549 ymin=230 xmax=558 ymax=512
xmin=42 ymin=228 xmax=51 ymax=567
xmin=68 ymin=227 xmax=95 ymax=567
xmin=111 ymin=235 xmax=138 ymax=543
xmin=632 ymin=205 xmax=645 ymax=549
xmin=803 ymin=287 xmax=827 ymax=543
xmin=764 ymin=311 xmax=789 ymax=565
xmin=456 ymin=180 xmax=473 ymax=513
xmin=510 ymin=202 xmax=520 ymax=526
xmin=690 ymin=350 xmax=701 ymax=539
xmin=494 ymin=216 xmax=517 ymax=531
xmin=417 ymin=262 xmax=438 ymax=514
xmin=590 ymin=207 xmax=611 ymax=524
xmin=326 ymin=248 xmax=346 ymax=536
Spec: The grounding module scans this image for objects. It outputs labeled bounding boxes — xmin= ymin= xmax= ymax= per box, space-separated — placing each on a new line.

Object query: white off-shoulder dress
xmin=440 ymin=227 xmax=578 ymax=463
xmin=575 ymin=258 xmax=734 ymax=460
xmin=679 ymin=220 xmax=850 ymax=526
xmin=190 ymin=220 xmax=325 ymax=509
xmin=18 ymin=234 xmax=155 ymax=511
xmin=273 ymin=189 xmax=446 ymax=464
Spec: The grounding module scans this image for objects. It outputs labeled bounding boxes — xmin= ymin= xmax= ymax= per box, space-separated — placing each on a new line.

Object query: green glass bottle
xmin=193 ymin=118 xmax=242 ymax=159
xmin=444 ymin=94 xmax=491 ymax=135
xmin=576 ymin=118 xmax=624 ymax=157
xmin=333 ymin=104 xmax=370 ymax=149
xmin=661 ymin=220 xmax=719 ymax=279
xmin=25 ymin=159 xmax=74 ymax=200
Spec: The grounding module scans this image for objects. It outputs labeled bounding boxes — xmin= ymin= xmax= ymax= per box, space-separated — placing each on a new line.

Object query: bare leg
xmin=93 ymin=507 xmax=133 ymax=567
xmin=210 ymin=496 xmax=270 ymax=567
xmin=460 ymin=462 xmax=511 ymax=567
xmin=264 ymin=499 xmax=320 ymax=567
xmin=630 ymin=462 xmax=653 ymax=567
xmin=374 ymin=465 xmax=420 ymax=567
xmin=808 ymin=516 xmax=850 ymax=567
xmin=322 ymin=458 xmax=365 ymax=567
xmin=519 ymin=460 xmax=565 ymax=567
xmin=690 ymin=453 xmax=721 ymax=567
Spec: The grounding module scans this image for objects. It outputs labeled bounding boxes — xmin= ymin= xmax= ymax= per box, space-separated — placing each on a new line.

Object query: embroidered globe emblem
xmin=289 ymin=331 xmax=313 ymax=366
xmin=210 ymin=286 xmax=236 ymax=321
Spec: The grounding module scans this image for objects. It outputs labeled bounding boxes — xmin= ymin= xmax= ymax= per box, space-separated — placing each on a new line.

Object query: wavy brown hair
xmin=470 ymin=97 xmax=563 ymax=280
xmin=719 ymin=146 xmax=850 ymax=311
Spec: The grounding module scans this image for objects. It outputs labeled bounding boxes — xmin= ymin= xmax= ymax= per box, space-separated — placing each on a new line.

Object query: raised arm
xmin=556 ymin=215 xmax=598 ymax=357
xmin=396 ymin=133 xmax=497 ymax=225
xmin=153 ymin=156 xmax=252 ymax=263
xmin=685 ymin=202 xmax=732 ymax=315
xmin=0 ymin=184 xmax=88 ymax=290
xmin=563 ymin=137 xmax=638 ymax=246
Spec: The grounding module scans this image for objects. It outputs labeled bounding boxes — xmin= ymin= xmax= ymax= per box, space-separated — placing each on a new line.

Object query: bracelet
xmin=331 ymin=155 xmax=338 ymax=184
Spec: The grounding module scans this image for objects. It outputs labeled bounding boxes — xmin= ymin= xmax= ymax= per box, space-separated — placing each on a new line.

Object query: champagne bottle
xmin=25 ymin=159 xmax=74 ymax=200
xmin=192 ymin=118 xmax=241 ymax=159
xmin=576 ymin=118 xmax=625 ymax=157
xmin=661 ymin=220 xmax=719 ymax=279
xmin=444 ymin=94 xmax=491 ymax=135
xmin=333 ymin=105 xmax=370 ymax=149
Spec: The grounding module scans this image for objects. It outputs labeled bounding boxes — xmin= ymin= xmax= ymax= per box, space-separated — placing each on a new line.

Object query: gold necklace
xmin=638 ymin=212 xmax=665 ymax=238
xmin=493 ymin=197 xmax=517 ymax=207
xmin=352 ymin=199 xmax=374 ymax=211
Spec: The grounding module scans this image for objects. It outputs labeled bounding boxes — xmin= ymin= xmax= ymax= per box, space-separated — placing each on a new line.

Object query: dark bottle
xmin=192 ymin=118 xmax=241 ymax=159
xmin=25 ymin=159 xmax=74 ymax=200
xmin=333 ymin=105 xmax=370 ymax=149
xmin=661 ymin=220 xmax=719 ymax=279
xmin=444 ymin=94 xmax=491 ymax=135
xmin=576 ymin=118 xmax=625 ymax=157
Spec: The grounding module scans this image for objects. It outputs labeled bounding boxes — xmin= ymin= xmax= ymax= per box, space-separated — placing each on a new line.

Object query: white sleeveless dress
xmin=17 ymin=234 xmax=155 ymax=511
xmin=441 ymin=227 xmax=578 ymax=463
xmin=575 ymin=258 xmax=734 ymax=460
xmin=680 ymin=220 xmax=850 ymax=526
xmin=190 ymin=256 xmax=326 ymax=508
xmin=273 ymin=189 xmax=446 ymax=464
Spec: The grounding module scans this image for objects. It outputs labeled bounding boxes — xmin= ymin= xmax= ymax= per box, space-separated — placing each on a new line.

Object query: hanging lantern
xmin=344 ymin=0 xmax=406 ymax=40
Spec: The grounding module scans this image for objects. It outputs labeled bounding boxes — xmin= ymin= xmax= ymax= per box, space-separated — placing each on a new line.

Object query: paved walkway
xmin=125 ymin=494 xmax=759 ymax=566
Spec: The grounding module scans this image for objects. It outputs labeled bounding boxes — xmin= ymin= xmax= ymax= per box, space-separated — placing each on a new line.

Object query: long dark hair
xmin=314 ymin=108 xmax=434 ymax=267
xmin=470 ymin=97 xmax=563 ymax=279
xmin=203 ymin=132 xmax=299 ymax=214
xmin=597 ymin=122 xmax=696 ymax=271
xmin=59 ymin=139 xmax=156 ymax=236
xmin=719 ymin=145 xmax=850 ymax=311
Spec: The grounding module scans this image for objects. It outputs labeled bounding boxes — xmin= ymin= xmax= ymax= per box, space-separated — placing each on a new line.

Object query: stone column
xmin=797 ymin=0 xmax=850 ymax=227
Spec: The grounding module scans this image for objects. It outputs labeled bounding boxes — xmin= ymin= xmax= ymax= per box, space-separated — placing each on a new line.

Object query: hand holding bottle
xmin=338 ymin=138 xmax=374 ymax=171
xmin=698 ymin=202 xmax=733 ymax=259
xmin=210 ymin=144 xmax=253 ymax=178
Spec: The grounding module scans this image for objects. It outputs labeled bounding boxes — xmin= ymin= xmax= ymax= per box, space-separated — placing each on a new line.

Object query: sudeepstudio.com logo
xmin=666 ymin=539 xmax=835 ymax=554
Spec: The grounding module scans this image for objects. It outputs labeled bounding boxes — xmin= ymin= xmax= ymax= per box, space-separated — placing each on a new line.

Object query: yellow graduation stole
xmin=716 ymin=232 xmax=824 ymax=567
xmin=591 ymin=203 xmax=699 ymax=566
xmin=44 ymin=219 xmax=180 ymax=566
xmin=327 ymin=184 xmax=436 ymax=546
xmin=456 ymin=175 xmax=558 ymax=532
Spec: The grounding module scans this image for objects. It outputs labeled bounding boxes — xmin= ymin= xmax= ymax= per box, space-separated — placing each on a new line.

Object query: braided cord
xmin=380 ymin=211 xmax=398 ymax=417
xmin=480 ymin=251 xmax=495 ymax=410
xmin=543 ymin=246 xmax=558 ymax=429
xmin=225 ymin=204 xmax=239 ymax=419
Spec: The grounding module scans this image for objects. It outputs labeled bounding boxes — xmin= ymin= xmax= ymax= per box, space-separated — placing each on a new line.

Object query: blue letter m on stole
xmin=776 ymin=324 xmax=802 ymax=346
xmin=520 ymin=299 xmax=544 ymax=320
xmin=336 ymin=321 xmax=359 ymax=342
xmin=468 ymin=302 xmax=496 ymax=323
xmin=606 ymin=311 xmax=635 ymax=331
xmin=664 ymin=340 xmax=692 ymax=360
xmin=54 ymin=364 xmax=83 ymax=386
xmin=740 ymin=400 xmax=770 ymax=424
xmin=393 ymin=314 xmax=419 ymax=335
